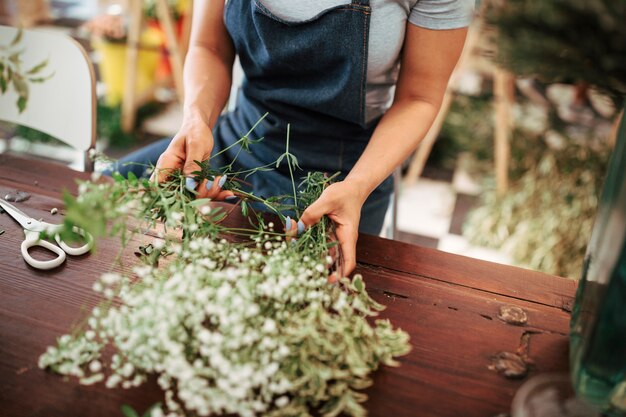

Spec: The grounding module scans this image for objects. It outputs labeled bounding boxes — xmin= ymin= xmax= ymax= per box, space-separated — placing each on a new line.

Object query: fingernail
xmin=225 ymin=195 xmax=238 ymax=202
xmin=185 ymin=177 xmax=198 ymax=191
xmin=297 ymin=220 xmax=305 ymax=236
xmin=205 ymin=179 xmax=214 ymax=190
xmin=285 ymin=216 xmax=292 ymax=231
xmin=218 ymin=175 xmax=227 ymax=188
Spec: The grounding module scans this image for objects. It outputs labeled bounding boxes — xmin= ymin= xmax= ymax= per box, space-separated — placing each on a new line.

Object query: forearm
xmin=345 ymin=97 xmax=440 ymax=202
xmin=182 ymin=45 xmax=234 ymax=128
xmin=181 ymin=0 xmax=235 ymax=128
xmin=346 ymin=24 xmax=468 ymax=203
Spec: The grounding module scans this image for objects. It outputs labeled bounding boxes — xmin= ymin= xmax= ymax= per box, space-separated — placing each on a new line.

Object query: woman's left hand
xmin=296 ymin=179 xmax=368 ymax=282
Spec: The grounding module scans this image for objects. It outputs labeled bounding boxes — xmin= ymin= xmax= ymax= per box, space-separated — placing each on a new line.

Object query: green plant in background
xmin=451 ymin=0 xmax=625 ymax=279
xmin=38 ymin=123 xmax=411 ymax=417
xmin=143 ymin=0 xmax=184 ymax=21
xmin=97 ymin=101 xmax=164 ymax=149
xmin=430 ymin=92 xmax=495 ymax=172
xmin=0 ymin=29 xmax=53 ymax=112
xmin=486 ymin=0 xmax=626 ymax=108
xmin=464 ymin=129 xmax=609 ymax=278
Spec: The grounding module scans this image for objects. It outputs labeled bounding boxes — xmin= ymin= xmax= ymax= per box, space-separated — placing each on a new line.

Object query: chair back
xmin=0 ymin=25 xmax=96 ymax=171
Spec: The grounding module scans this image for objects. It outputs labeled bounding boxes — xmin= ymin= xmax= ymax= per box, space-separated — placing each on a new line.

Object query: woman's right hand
xmin=151 ymin=112 xmax=234 ymax=200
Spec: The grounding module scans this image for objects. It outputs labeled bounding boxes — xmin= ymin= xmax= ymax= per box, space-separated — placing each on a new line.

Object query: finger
xmin=335 ymin=224 xmax=358 ymax=279
xmin=327 ymin=235 xmax=338 ymax=264
xmin=284 ymin=216 xmax=298 ymax=240
xmin=215 ymin=190 xmax=235 ymax=201
xmin=197 ymin=175 xmax=228 ymax=199
xmin=299 ymin=197 xmax=333 ymax=229
xmin=182 ymin=141 xmax=208 ymax=177
xmin=151 ymin=152 xmax=182 ymax=183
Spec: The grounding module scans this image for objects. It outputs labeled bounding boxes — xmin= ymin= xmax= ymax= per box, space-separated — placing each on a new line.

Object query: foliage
xmin=0 ymin=29 xmax=53 ymax=113
xmin=486 ymin=0 xmax=626 ymax=107
xmin=464 ymin=131 xmax=610 ymax=279
xmin=144 ymin=0 xmax=185 ymax=21
xmin=430 ymin=93 xmax=495 ymax=171
xmin=97 ymin=101 xmax=164 ymax=149
xmin=38 ymin=122 xmax=411 ymax=417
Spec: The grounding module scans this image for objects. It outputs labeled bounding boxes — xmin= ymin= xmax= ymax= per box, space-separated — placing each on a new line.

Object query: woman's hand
xmin=296 ymin=179 xmax=369 ymax=282
xmin=151 ymin=112 xmax=234 ymax=200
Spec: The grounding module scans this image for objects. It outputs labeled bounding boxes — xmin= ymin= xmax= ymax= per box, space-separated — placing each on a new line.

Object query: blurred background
xmin=0 ymin=0 xmax=623 ymax=280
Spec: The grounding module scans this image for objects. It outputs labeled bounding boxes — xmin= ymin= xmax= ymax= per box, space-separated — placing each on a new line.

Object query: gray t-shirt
xmin=256 ymin=0 xmax=474 ymax=122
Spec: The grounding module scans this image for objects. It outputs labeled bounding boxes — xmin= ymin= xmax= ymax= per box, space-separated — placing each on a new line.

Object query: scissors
xmin=0 ymin=200 xmax=93 ymax=270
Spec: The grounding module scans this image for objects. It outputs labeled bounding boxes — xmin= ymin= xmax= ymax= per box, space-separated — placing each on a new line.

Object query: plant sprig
xmin=41 ymin=119 xmax=411 ymax=417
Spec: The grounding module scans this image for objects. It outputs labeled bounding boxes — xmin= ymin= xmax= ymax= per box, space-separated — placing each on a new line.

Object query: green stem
xmin=286 ymin=124 xmax=299 ymax=217
xmin=232 ymin=189 xmax=286 ymax=222
xmin=211 ymin=112 xmax=269 ymax=161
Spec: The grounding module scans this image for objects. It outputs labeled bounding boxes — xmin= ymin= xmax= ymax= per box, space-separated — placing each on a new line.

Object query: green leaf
xmin=127 ymin=171 xmax=138 ymax=186
xmin=353 ymin=276 xmax=364 ymax=293
xmin=17 ymin=96 xmax=26 ymax=113
xmin=241 ymin=200 xmax=248 ymax=217
xmin=10 ymin=29 xmax=23 ymax=46
xmin=188 ymin=198 xmax=211 ymax=207
xmin=275 ymin=154 xmax=285 ymax=168
xmin=120 ymin=404 xmax=140 ymax=417
xmin=29 ymin=72 xmax=54 ymax=83
xmin=13 ymin=76 xmax=28 ymax=97
xmin=8 ymin=51 xmax=21 ymax=64
xmin=0 ymin=76 xmax=6 ymax=93
xmin=26 ymin=58 xmax=48 ymax=75
xmin=112 ymin=172 xmax=125 ymax=183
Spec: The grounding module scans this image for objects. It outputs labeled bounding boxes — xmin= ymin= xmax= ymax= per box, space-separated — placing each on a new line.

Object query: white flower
xmin=101 ymin=273 xmax=121 ymax=285
xmin=149 ymin=407 xmax=164 ymax=417
xmin=275 ymin=396 xmax=289 ymax=408
xmin=262 ymin=319 xmax=276 ymax=333
xmin=89 ymin=360 xmax=102 ymax=373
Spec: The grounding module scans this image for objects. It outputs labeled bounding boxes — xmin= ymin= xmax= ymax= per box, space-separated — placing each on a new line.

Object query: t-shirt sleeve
xmin=409 ymin=0 xmax=475 ymax=30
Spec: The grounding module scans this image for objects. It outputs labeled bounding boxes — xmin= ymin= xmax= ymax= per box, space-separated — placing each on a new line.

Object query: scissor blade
xmin=0 ymin=200 xmax=36 ymax=229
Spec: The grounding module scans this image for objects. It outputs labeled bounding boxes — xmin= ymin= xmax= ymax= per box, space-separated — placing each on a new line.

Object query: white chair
xmin=0 ymin=25 xmax=96 ymax=172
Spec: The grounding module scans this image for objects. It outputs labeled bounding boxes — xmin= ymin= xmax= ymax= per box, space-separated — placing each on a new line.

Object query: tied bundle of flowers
xmin=38 ymin=121 xmax=411 ymax=417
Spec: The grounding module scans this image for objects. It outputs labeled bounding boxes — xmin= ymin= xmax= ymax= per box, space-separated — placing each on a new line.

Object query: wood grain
xmin=0 ymin=155 xmax=576 ymax=417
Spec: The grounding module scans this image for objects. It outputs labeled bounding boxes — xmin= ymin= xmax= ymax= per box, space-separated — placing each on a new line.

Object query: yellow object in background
xmin=93 ymin=27 xmax=161 ymax=106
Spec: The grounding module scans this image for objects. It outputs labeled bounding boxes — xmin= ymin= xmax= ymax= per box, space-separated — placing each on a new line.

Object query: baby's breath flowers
xmin=40 ymin=126 xmax=410 ymax=417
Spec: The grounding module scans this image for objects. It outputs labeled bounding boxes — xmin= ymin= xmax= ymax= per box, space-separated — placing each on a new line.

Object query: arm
xmin=153 ymin=0 xmax=235 ymax=199
xmin=300 ymin=24 xmax=468 ymax=279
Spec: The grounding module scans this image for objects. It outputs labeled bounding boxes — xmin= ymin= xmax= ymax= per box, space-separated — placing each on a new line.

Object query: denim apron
xmin=113 ymin=0 xmax=393 ymax=235
xmin=216 ymin=0 xmax=393 ymax=234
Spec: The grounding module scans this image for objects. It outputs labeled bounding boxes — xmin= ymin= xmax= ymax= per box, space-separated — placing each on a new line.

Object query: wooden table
xmin=0 ymin=154 xmax=577 ymax=417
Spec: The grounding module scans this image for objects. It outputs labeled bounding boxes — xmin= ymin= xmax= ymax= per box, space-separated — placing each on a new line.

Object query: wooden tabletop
xmin=0 ymin=154 xmax=577 ymax=417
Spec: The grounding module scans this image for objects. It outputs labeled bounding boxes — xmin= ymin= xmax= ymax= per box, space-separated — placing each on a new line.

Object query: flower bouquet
xmin=39 ymin=121 xmax=411 ymax=417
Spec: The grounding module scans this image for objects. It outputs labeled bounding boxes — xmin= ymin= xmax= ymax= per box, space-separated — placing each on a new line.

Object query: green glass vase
xmin=570 ymin=108 xmax=626 ymax=416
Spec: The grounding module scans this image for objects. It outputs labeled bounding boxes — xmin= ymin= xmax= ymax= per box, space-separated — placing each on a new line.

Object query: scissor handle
xmin=54 ymin=226 xmax=93 ymax=256
xmin=21 ymin=230 xmax=66 ymax=270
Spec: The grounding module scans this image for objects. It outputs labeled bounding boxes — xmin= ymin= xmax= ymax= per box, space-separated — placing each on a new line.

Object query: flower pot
xmin=93 ymin=27 xmax=162 ymax=106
